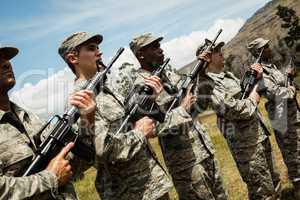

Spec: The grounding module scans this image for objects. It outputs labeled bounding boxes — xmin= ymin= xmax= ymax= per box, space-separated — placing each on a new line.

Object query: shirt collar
xmin=0 ymin=101 xmax=29 ymax=123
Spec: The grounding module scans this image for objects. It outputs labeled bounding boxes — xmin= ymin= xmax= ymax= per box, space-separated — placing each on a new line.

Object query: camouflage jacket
xmin=201 ymin=71 xmax=267 ymax=154
xmin=0 ymin=102 xmax=59 ymax=200
xmin=73 ymin=79 xmax=173 ymax=200
xmin=115 ymin=62 xmax=215 ymax=174
xmin=258 ymin=62 xmax=298 ymax=133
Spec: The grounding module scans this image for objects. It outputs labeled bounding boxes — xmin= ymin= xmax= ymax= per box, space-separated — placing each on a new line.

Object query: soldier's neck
xmin=76 ymin=66 xmax=97 ymax=81
xmin=0 ymin=94 xmax=11 ymax=112
xmin=140 ymin=61 xmax=155 ymax=73
xmin=207 ymin=64 xmax=223 ymax=74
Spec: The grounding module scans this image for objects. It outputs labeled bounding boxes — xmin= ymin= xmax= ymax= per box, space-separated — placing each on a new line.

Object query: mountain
xmin=180 ymin=0 xmax=300 ymax=78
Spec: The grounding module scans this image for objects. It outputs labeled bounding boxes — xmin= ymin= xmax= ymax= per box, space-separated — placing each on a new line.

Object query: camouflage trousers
xmin=32 ymin=183 xmax=78 ymax=200
xmin=274 ymin=129 xmax=300 ymax=183
xmin=232 ymin=139 xmax=280 ymax=200
xmin=171 ymin=156 xmax=228 ymax=200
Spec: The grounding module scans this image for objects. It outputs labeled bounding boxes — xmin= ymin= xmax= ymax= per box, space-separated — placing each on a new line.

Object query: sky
xmin=0 ymin=0 xmax=271 ymax=119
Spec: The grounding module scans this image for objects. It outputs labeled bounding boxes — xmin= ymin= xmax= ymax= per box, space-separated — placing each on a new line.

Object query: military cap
xmin=195 ymin=39 xmax=225 ymax=56
xmin=130 ymin=33 xmax=163 ymax=55
xmin=58 ymin=32 xmax=103 ymax=60
xmin=0 ymin=44 xmax=19 ymax=60
xmin=247 ymin=38 xmax=269 ymax=54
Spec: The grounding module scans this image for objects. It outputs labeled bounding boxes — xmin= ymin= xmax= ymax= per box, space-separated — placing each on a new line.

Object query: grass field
xmin=74 ymin=95 xmax=300 ymax=200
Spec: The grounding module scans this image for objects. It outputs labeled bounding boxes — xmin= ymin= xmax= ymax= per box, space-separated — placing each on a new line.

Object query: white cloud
xmin=10 ymin=67 xmax=75 ymax=120
xmin=162 ymin=18 xmax=245 ymax=68
xmin=10 ymin=18 xmax=244 ymax=120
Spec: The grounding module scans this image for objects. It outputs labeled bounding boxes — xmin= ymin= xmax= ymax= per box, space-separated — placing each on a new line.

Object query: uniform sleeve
xmin=0 ymin=169 xmax=58 ymax=199
xmin=94 ymin=117 xmax=147 ymax=163
xmin=211 ymin=85 xmax=257 ymax=121
xmin=156 ymin=106 xmax=192 ymax=137
xmin=258 ymin=75 xmax=295 ymax=101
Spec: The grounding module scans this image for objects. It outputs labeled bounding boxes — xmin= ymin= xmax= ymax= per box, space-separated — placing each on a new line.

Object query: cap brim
xmin=214 ymin=42 xmax=225 ymax=52
xmin=257 ymin=39 xmax=270 ymax=49
xmin=0 ymin=47 xmax=19 ymax=60
xmin=141 ymin=36 xmax=163 ymax=48
xmin=77 ymin=34 xmax=103 ymax=47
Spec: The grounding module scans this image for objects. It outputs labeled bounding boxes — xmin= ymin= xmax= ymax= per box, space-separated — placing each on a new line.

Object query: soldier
xmin=247 ymin=38 xmax=300 ymax=198
xmin=58 ymin=31 xmax=175 ymax=200
xmin=0 ymin=44 xmax=95 ymax=199
xmin=116 ymin=33 xmax=228 ymax=200
xmin=197 ymin=39 xmax=280 ymax=200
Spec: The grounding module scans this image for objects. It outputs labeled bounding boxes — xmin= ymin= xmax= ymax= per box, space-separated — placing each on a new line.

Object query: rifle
xmin=166 ymin=29 xmax=223 ymax=114
xmin=285 ymin=55 xmax=300 ymax=111
xmin=23 ymin=47 xmax=124 ymax=176
xmin=115 ymin=58 xmax=170 ymax=135
xmin=239 ymin=47 xmax=271 ymax=136
xmin=240 ymin=47 xmax=264 ymax=100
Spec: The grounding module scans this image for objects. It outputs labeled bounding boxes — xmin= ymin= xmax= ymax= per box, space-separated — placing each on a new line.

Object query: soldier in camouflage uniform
xmin=115 ymin=33 xmax=228 ymax=200
xmin=196 ymin=39 xmax=280 ymax=200
xmin=59 ymin=32 xmax=180 ymax=200
xmin=0 ymin=44 xmax=94 ymax=199
xmin=247 ymin=38 xmax=300 ymax=198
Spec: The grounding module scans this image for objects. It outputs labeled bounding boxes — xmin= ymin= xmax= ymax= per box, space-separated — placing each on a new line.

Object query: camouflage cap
xmin=129 ymin=33 xmax=163 ymax=55
xmin=195 ymin=39 xmax=225 ymax=56
xmin=247 ymin=38 xmax=269 ymax=54
xmin=58 ymin=32 xmax=103 ymax=61
xmin=0 ymin=44 xmax=19 ymax=60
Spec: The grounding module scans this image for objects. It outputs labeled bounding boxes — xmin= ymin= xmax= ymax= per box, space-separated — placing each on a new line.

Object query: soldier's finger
xmin=57 ymin=142 xmax=74 ymax=159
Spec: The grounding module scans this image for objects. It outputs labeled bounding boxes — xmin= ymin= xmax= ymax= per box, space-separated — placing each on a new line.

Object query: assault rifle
xmin=166 ymin=29 xmax=222 ymax=114
xmin=23 ymin=47 xmax=124 ymax=176
xmin=115 ymin=58 xmax=170 ymax=135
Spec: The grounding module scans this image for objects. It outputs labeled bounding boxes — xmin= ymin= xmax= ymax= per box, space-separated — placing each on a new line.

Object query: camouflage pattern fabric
xmin=259 ymin=63 xmax=300 ymax=183
xmin=73 ymin=79 xmax=173 ymax=200
xmin=0 ymin=102 xmax=78 ymax=200
xmin=199 ymin=71 xmax=280 ymax=200
xmin=116 ymin=62 xmax=228 ymax=200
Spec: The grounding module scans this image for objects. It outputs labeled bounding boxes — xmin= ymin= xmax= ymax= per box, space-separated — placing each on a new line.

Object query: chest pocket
xmin=0 ymin=125 xmax=34 ymax=176
xmin=96 ymin=92 xmax=125 ymax=123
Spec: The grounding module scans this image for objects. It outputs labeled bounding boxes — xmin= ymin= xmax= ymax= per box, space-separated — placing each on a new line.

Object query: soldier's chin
xmin=5 ymin=79 xmax=16 ymax=91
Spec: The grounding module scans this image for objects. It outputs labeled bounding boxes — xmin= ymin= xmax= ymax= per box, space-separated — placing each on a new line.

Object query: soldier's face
xmin=76 ymin=42 xmax=102 ymax=74
xmin=261 ymin=45 xmax=272 ymax=59
xmin=140 ymin=41 xmax=165 ymax=67
xmin=211 ymin=52 xmax=224 ymax=71
xmin=0 ymin=57 xmax=16 ymax=92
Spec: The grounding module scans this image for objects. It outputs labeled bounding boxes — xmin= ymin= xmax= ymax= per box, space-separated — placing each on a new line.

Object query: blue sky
xmin=1 ymin=0 xmax=270 ymax=85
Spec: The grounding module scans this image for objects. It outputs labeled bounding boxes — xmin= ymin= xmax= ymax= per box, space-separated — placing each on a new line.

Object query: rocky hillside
xmin=181 ymin=0 xmax=300 ymax=78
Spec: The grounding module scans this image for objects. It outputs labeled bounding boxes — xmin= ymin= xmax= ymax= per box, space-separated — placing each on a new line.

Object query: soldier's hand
xmin=46 ymin=142 xmax=74 ymax=186
xmin=289 ymin=85 xmax=296 ymax=95
xmin=249 ymin=85 xmax=260 ymax=103
xmin=287 ymin=67 xmax=296 ymax=77
xmin=69 ymin=90 xmax=96 ymax=115
xmin=180 ymin=85 xmax=197 ymax=112
xmin=197 ymin=51 xmax=211 ymax=62
xmin=250 ymin=63 xmax=263 ymax=79
xmin=134 ymin=116 xmax=156 ymax=139
xmin=145 ymin=76 xmax=163 ymax=97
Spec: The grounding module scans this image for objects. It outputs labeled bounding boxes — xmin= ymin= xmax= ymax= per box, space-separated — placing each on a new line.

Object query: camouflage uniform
xmin=73 ymin=79 xmax=174 ymax=200
xmin=59 ymin=32 xmax=174 ymax=200
xmin=260 ymin=62 xmax=300 ymax=183
xmin=248 ymin=38 xmax=300 ymax=186
xmin=199 ymin=70 xmax=280 ymax=200
xmin=0 ymin=101 xmax=77 ymax=200
xmin=116 ymin=32 xmax=228 ymax=199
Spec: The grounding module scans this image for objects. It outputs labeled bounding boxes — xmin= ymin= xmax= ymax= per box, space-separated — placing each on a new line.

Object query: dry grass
xmin=74 ymin=96 xmax=300 ymax=200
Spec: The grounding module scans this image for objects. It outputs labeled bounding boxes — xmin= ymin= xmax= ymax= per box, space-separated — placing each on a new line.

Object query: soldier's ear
xmin=66 ymin=53 xmax=79 ymax=65
xmin=136 ymin=51 xmax=144 ymax=60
